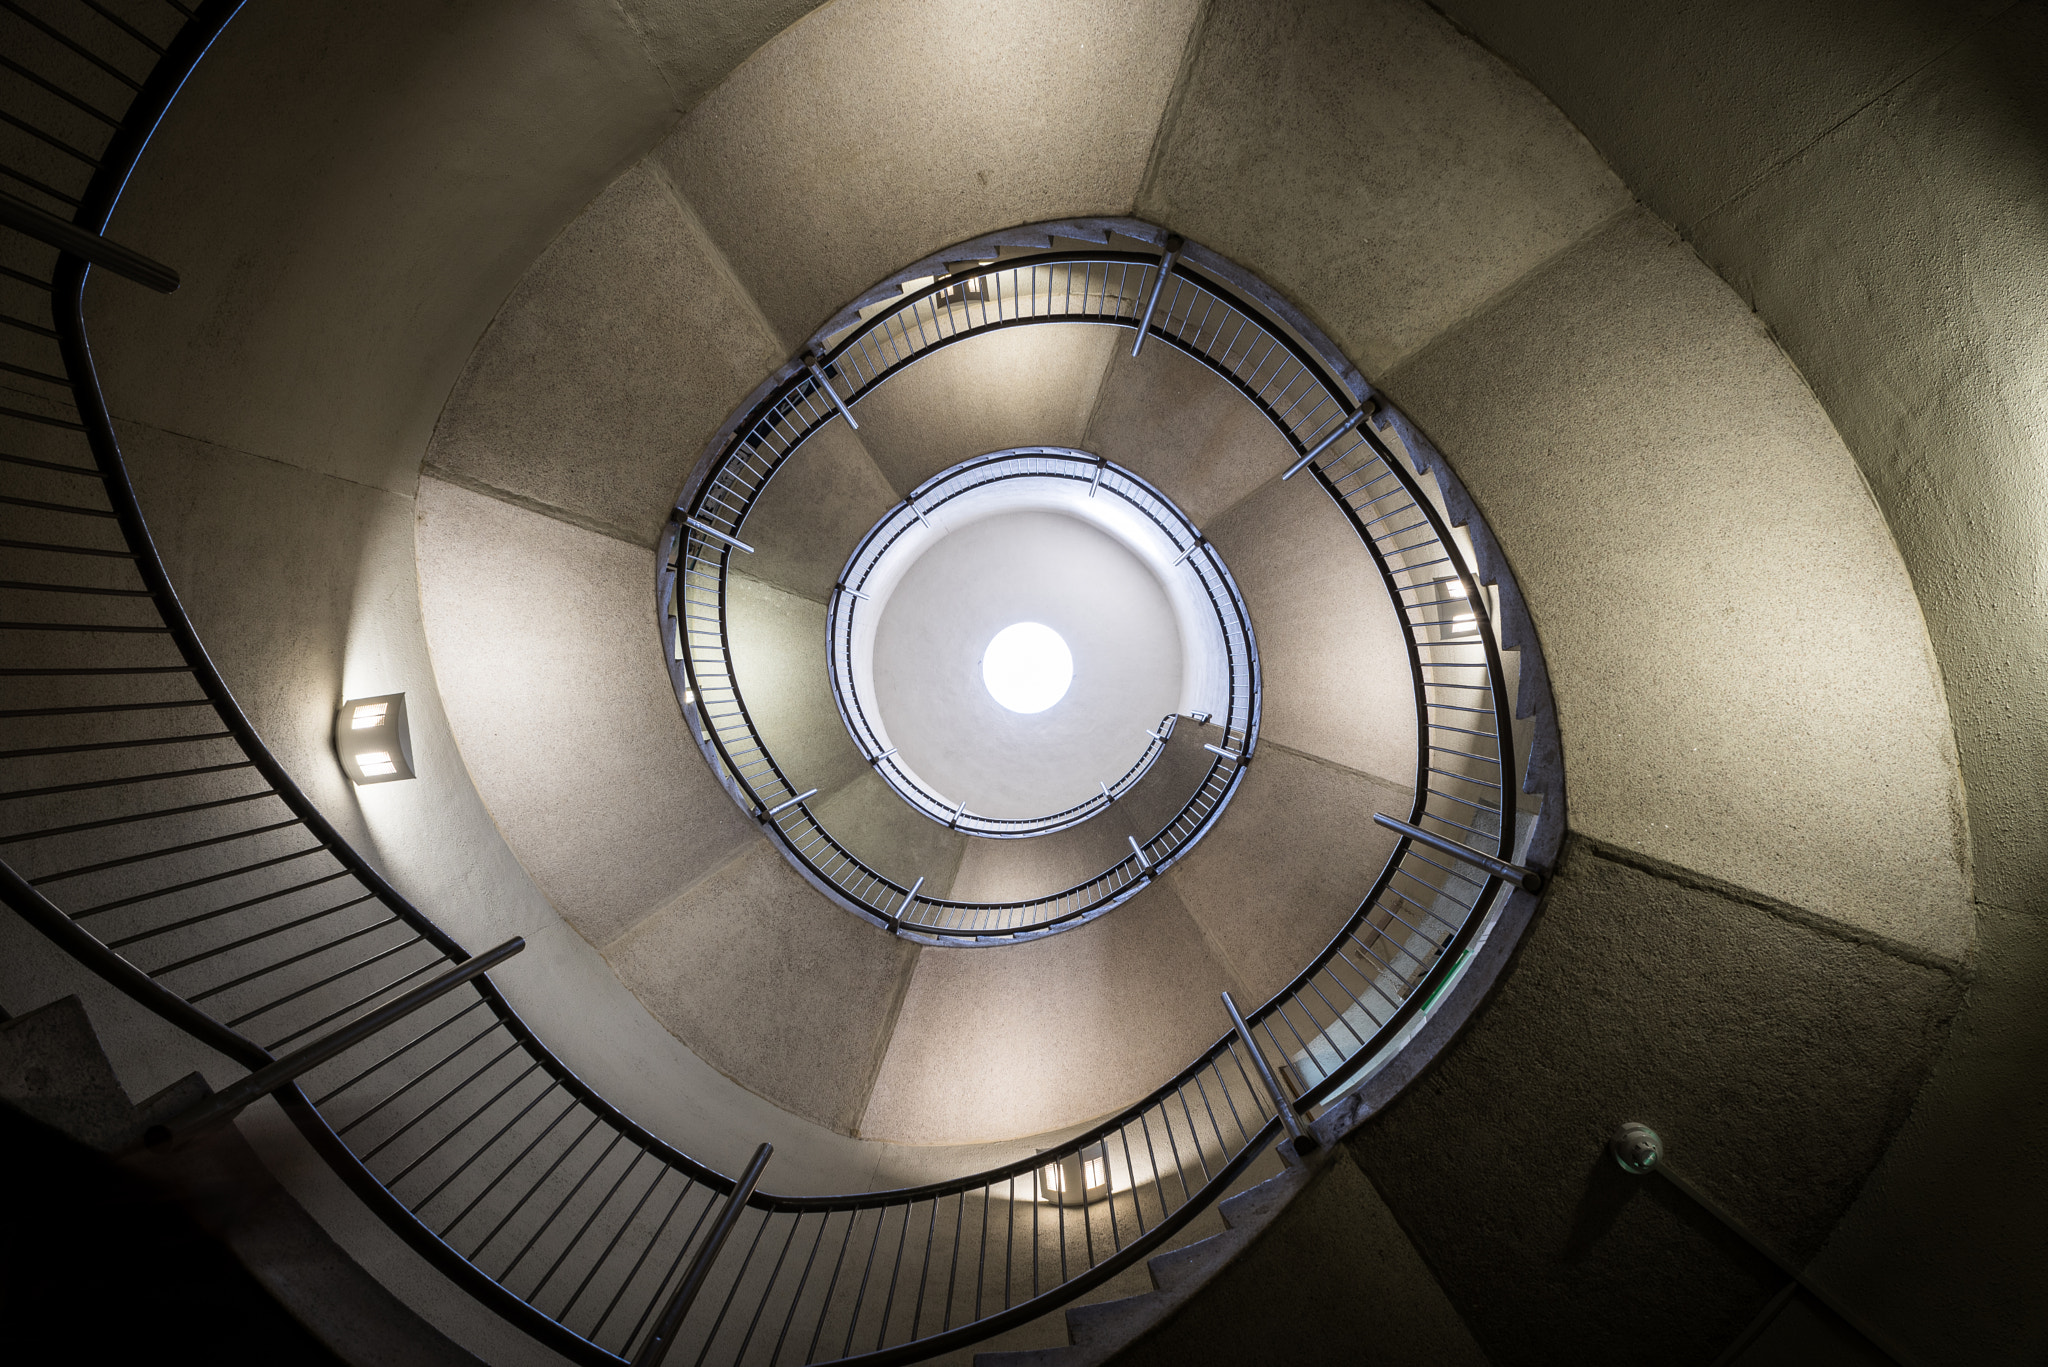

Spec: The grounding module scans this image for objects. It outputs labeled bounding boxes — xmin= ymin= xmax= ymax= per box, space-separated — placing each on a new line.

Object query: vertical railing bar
xmin=409 ymin=1075 xmax=562 ymax=1215
xmin=839 ymin=1206 xmax=888 ymax=1361
xmin=688 ymin=1204 xmax=774 ymax=1367
xmin=733 ymin=1212 xmax=804 ymax=1366
xmin=499 ymin=1131 xmax=628 ymax=1287
xmin=470 ymin=1114 xmax=605 ymax=1264
xmin=622 ymin=1184 xmax=724 ymax=1355
xmin=529 ymin=1146 xmax=650 ymax=1305
xmin=767 ymin=1212 xmax=828 ymax=1367
xmin=439 ymin=1094 xmax=581 ymax=1242
xmin=630 ymin=1141 xmax=771 ymax=1367
xmin=591 ymin=1174 xmax=696 ymax=1346
xmin=873 ymin=1204 xmax=914 ymax=1353
xmin=560 ymin=1154 xmax=673 ymax=1325
xmin=941 ymin=1188 xmax=965 ymax=1333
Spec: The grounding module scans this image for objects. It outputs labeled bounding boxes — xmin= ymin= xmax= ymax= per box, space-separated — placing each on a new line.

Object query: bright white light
xmin=982 ymin=622 xmax=1072 ymax=714
xmin=350 ymin=702 xmax=388 ymax=729
xmin=356 ymin=751 xmax=396 ymax=777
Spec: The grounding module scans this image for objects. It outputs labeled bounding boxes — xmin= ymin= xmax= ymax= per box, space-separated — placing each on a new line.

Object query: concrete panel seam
xmin=1682 ymin=2 xmax=2016 ymax=236
xmin=729 ymin=565 xmax=827 ymax=608
xmin=1335 ymin=1142 xmax=1499 ymax=1367
xmin=596 ymin=834 xmax=769 ymax=953
xmin=114 ymin=412 xmax=411 ymax=503
xmin=646 ymin=145 xmax=803 ymax=356
xmin=1577 ymin=834 xmax=1973 ymax=980
xmin=600 ymin=0 xmax=688 ymax=112
xmin=1132 ymin=0 xmax=1219 ymax=214
xmin=419 ymin=462 xmax=653 ymax=550
xmin=1254 ymin=735 xmax=1416 ymax=794
xmin=850 ymin=943 xmax=928 ymax=1139
xmin=1378 ymin=203 xmax=1640 ymax=381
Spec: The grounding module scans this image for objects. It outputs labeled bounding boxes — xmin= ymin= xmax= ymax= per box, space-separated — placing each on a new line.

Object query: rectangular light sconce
xmin=337 ymin=692 xmax=415 ymax=784
xmin=1035 ymin=1148 xmax=1112 ymax=1206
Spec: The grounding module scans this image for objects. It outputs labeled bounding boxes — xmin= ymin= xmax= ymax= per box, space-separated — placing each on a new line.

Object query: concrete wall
xmin=25 ymin=0 xmax=2021 ymax=1358
xmin=1421 ymin=4 xmax=2047 ymax=1359
xmin=656 ymin=0 xmax=1204 ymax=347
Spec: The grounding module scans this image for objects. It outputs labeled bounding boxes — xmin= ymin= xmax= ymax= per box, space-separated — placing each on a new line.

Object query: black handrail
xmin=0 ymin=8 xmax=1565 ymax=1360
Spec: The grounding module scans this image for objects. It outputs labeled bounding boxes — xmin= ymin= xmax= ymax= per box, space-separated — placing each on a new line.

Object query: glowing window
xmin=981 ymin=622 xmax=1072 ymax=714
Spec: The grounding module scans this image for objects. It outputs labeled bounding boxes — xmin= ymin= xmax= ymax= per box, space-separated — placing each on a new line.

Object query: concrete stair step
xmin=975 ymin=1161 xmax=1317 ymax=1367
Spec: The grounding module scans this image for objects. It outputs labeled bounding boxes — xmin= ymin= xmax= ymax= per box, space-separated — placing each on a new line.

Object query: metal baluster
xmin=632 ymin=1142 xmax=772 ymax=1367
xmin=1221 ymin=992 xmax=1318 ymax=1162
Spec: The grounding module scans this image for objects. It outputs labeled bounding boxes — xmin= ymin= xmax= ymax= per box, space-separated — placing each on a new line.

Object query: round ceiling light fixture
xmin=982 ymin=622 xmax=1073 ymax=714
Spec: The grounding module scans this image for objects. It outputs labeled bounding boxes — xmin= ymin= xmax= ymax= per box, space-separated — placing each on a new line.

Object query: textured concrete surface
xmin=727 ymin=570 xmax=871 ymax=801
xmin=607 ymin=837 xmax=918 ymax=1133
xmin=1437 ymin=0 xmax=2007 ymax=233
xmin=612 ymin=0 xmax=830 ymax=111
xmin=659 ymin=0 xmax=1201 ymax=345
xmin=1346 ymin=836 xmax=1964 ymax=1365
xmin=119 ymin=434 xmax=919 ymax=1195
xmin=1474 ymin=9 xmax=2048 ymax=1362
xmin=1083 ymin=341 xmax=1295 ymax=528
xmin=1162 ymin=745 xmax=1410 ymax=1006
xmin=87 ymin=0 xmax=682 ymax=495
xmin=741 ymin=422 xmax=902 ymax=602
xmin=416 ymin=478 xmax=759 ymax=948
xmin=860 ymin=878 xmax=1236 ymax=1145
xmin=946 ymin=811 xmax=1143 ymax=908
xmin=45 ymin=0 xmax=2040 ymax=1359
xmin=425 ymin=157 xmax=784 ymax=546
xmin=1385 ymin=209 xmax=1972 ymax=963
xmin=1138 ymin=0 xmax=1631 ymax=375
xmin=850 ymin=324 xmax=1121 ymax=495
xmin=1205 ymin=474 xmax=1416 ymax=787
xmin=812 ymin=770 xmax=973 ymax=894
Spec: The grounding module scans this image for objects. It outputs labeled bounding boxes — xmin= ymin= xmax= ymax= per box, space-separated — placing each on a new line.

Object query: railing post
xmin=682 ymin=515 xmax=755 ymax=555
xmin=632 ymin=1142 xmax=774 ymax=1367
xmin=764 ymin=788 xmax=818 ymax=819
xmin=1221 ymin=991 xmax=1317 ymax=1163
xmin=0 ymin=187 xmax=181 ymax=293
xmin=1281 ymin=401 xmax=1375 ymax=480
xmin=1372 ymin=813 xmax=1544 ymax=893
xmin=143 ymin=937 xmax=525 ymax=1148
xmin=1131 ymin=234 xmax=1183 ymax=357
xmin=805 ymin=353 xmax=860 ymax=430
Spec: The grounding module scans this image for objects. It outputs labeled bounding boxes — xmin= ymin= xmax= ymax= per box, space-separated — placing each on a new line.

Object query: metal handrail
xmin=0 ymin=8 xmax=1564 ymax=1361
xmin=824 ymin=448 xmax=1255 ymax=843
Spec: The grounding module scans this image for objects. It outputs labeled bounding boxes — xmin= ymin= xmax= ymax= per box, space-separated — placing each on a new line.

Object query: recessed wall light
xmin=337 ymin=692 xmax=415 ymax=784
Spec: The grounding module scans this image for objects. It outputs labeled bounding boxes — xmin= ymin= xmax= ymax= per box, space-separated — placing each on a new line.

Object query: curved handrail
xmin=825 ymin=449 xmax=1253 ymax=843
xmin=0 ymin=12 xmax=1563 ymax=1364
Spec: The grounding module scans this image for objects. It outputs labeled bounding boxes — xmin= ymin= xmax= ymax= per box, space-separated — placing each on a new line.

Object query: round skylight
xmin=982 ymin=622 xmax=1073 ymax=714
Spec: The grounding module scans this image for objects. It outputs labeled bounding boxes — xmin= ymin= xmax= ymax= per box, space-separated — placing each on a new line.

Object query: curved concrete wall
xmin=31 ymin=0 xmax=2018 ymax=1358
xmin=1417 ymin=5 xmax=2048 ymax=1360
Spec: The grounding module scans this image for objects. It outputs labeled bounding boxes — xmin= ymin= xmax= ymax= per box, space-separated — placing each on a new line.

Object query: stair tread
xmin=1064 ymin=1291 xmax=1174 ymax=1346
xmin=980 ymin=1157 xmax=1323 ymax=1367
xmin=1144 ymin=1231 xmax=1239 ymax=1293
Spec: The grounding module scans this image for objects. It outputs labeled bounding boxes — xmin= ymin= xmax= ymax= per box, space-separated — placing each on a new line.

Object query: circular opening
xmin=981 ymin=622 xmax=1074 ymax=715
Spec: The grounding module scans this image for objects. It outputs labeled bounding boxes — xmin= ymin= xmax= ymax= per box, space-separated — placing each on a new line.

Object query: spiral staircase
xmin=2 ymin=2 xmax=2040 ymax=1365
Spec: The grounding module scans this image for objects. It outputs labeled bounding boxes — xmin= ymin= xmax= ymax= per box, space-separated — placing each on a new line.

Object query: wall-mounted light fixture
xmin=336 ymin=693 xmax=414 ymax=784
xmin=1036 ymin=1147 xmax=1111 ymax=1206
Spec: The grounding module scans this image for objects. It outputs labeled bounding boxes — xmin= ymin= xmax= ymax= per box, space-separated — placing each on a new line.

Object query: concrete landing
xmin=0 ymin=996 xmax=486 ymax=1367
